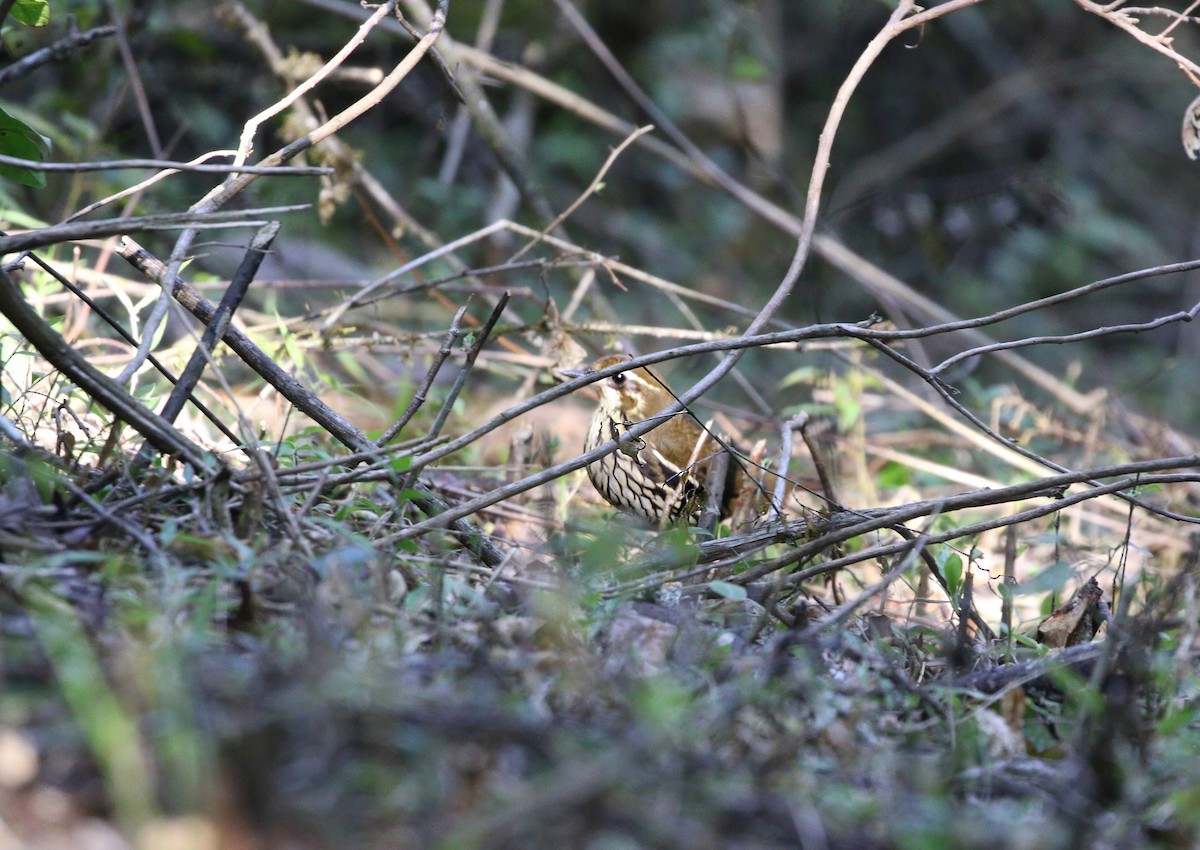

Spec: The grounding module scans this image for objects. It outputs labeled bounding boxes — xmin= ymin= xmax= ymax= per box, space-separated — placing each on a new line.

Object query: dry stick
xmin=625 ymin=466 xmax=1200 ymax=583
xmin=69 ymin=158 xmax=325 ymax=241
xmin=139 ymin=0 xmax=450 ymax=370
xmin=101 ymin=3 xmax=506 ymax=561
xmin=104 ymin=0 xmax=162 ymax=156
xmin=228 ymin=0 xmax=399 ymax=166
xmin=437 ymin=0 xmax=503 ymax=185
xmin=0 ymin=269 xmax=212 ymax=470
xmin=800 ymin=415 xmax=841 ymax=509
xmin=950 ymin=641 xmax=1105 ymax=695
xmin=0 ymin=414 xmax=32 ymax=451
xmin=425 ymin=293 xmax=511 ymax=444
xmin=316 ymin=258 xmax=554 ymax=323
xmin=0 ymin=154 xmax=328 ymax=175
xmin=0 ymin=206 xmax=302 ymax=257
xmin=387 ymin=4 xmax=465 ymax=104
xmin=378 ymin=302 xmax=470 ymax=445
xmin=770 ymin=413 xmax=804 ymax=520
xmin=930 ymin=298 xmax=1200 ymax=375
xmin=815 ymin=510 xmax=942 ymax=635
xmin=114 ymin=237 xmax=507 ymax=567
xmin=1121 ymin=6 xmax=1200 ymax=24
xmin=1002 ymin=524 xmax=1017 ymax=650
xmin=223 ymin=0 xmax=517 ymax=359
xmin=21 ymin=252 xmax=245 ymax=450
xmin=153 ymin=222 xmax=279 ymax=427
xmin=321 ymin=219 xmax=509 ymax=331
xmin=449 ymin=2 xmax=1096 ymax=414
xmin=864 ymin=336 xmax=1200 ymax=525
xmin=0 ymin=25 xmax=116 ymax=87
xmin=698 ymin=450 xmax=731 ymax=534
xmin=771 ymin=471 xmax=1200 ymax=591
xmin=1075 ymin=0 xmax=1200 ymax=78
xmin=507 ymin=125 xmax=654 ymax=263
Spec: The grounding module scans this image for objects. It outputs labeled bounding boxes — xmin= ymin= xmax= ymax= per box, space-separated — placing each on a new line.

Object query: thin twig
xmin=425 ymin=293 xmax=511 ymax=443
xmin=508 ymin=124 xmax=654 ymax=263
xmin=0 ymin=206 xmax=305 ymax=257
xmin=0 ymin=25 xmax=117 ymax=87
xmin=0 ymin=269 xmax=214 ymax=470
xmin=21 ymin=252 xmax=246 ymax=452
xmin=226 ymin=0 xmax=397 ymax=166
xmin=378 ymin=303 xmax=470 ymax=445
xmin=114 ymin=236 xmax=506 ymax=567
xmin=0 ymin=154 xmax=329 ymax=175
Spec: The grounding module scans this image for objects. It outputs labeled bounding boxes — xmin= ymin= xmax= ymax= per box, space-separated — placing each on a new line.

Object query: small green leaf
xmin=832 ymin=379 xmax=861 ymax=430
xmin=1012 ymin=561 xmax=1075 ymax=597
xmin=390 ymin=454 xmax=412 ymax=473
xmin=731 ymin=54 xmax=767 ymax=82
xmin=709 ymin=580 xmax=747 ymax=601
xmin=0 ymin=105 xmax=50 ymax=187
xmin=876 ymin=460 xmax=911 ymax=489
xmin=12 ymin=0 xmax=49 ymax=27
xmin=942 ymin=553 xmax=963 ymax=598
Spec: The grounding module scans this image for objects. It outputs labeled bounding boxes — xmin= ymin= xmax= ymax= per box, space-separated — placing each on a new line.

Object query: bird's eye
xmin=611 ymin=373 xmax=626 ymax=386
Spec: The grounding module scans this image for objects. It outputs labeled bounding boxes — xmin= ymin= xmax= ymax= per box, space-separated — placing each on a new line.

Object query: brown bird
xmin=563 ymin=355 xmax=743 ymax=527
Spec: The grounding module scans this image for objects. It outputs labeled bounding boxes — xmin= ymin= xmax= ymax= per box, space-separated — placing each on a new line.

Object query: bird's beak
xmin=559 ymin=367 xmax=591 ymax=381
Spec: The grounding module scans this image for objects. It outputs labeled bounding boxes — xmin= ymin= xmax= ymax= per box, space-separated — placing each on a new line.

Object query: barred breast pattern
xmin=582 ymin=408 xmax=698 ymax=525
xmin=565 ymin=354 xmax=738 ymax=527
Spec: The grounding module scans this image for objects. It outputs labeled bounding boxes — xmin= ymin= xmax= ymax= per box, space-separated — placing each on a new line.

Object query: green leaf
xmin=709 ymin=580 xmax=747 ymax=601
xmin=1011 ymin=561 xmax=1075 ymax=597
xmin=778 ymin=365 xmax=821 ymax=389
xmin=390 ymin=454 xmax=413 ymax=474
xmin=876 ymin=460 xmax=912 ymax=490
xmin=832 ymin=379 xmax=861 ymax=430
xmin=941 ymin=553 xmax=963 ymax=598
xmin=12 ymin=0 xmax=49 ymax=27
xmin=730 ymin=54 xmax=767 ymax=82
xmin=0 ymin=105 xmax=50 ymax=186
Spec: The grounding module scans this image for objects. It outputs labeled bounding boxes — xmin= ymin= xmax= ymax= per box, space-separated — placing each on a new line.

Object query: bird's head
xmin=563 ymin=355 xmax=673 ymax=422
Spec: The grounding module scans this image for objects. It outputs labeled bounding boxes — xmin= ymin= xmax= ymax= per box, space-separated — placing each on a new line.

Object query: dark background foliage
xmin=7 ymin=0 xmax=1200 ymax=422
